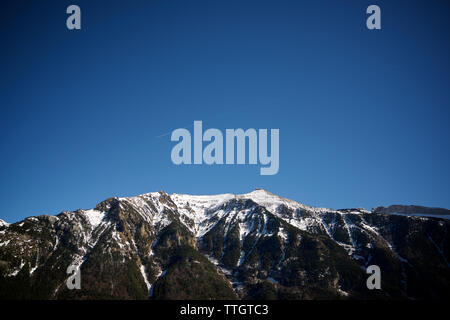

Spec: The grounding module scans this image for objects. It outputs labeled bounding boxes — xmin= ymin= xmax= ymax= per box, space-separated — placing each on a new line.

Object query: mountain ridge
xmin=0 ymin=189 xmax=449 ymax=300
xmin=3 ymin=188 xmax=448 ymax=225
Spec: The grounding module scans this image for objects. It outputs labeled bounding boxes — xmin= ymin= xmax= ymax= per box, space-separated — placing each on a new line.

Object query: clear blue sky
xmin=1 ymin=0 xmax=449 ymax=223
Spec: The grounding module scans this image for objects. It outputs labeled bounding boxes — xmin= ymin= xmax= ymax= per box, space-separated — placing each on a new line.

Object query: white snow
xmin=120 ymin=193 xmax=172 ymax=232
xmin=171 ymin=193 xmax=235 ymax=236
xmin=30 ymin=265 xmax=38 ymax=274
xmin=139 ymin=265 xmax=151 ymax=293
xmin=8 ymin=261 xmax=25 ymax=277
xmin=0 ymin=240 xmax=11 ymax=247
xmin=278 ymin=227 xmax=288 ymax=241
xmin=389 ymin=212 xmax=450 ymax=220
xmin=116 ymin=189 xmax=363 ymax=244
xmin=206 ymin=255 xmax=220 ymax=266
xmin=240 ymin=189 xmax=333 ymax=215
xmin=4 ymin=188 xmax=445 ymax=289
xmin=237 ymin=250 xmax=246 ymax=267
xmin=338 ymin=287 xmax=350 ymax=296
xmin=82 ymin=209 xmax=106 ymax=228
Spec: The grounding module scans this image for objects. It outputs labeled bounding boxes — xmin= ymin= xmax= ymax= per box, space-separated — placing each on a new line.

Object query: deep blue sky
xmin=1 ymin=0 xmax=449 ymax=223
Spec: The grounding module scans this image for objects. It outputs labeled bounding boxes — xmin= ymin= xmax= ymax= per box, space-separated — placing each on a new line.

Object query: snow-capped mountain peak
xmin=0 ymin=189 xmax=449 ymax=300
xmin=239 ymin=188 xmax=313 ymax=212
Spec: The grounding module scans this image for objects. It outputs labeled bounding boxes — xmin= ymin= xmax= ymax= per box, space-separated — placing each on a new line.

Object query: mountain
xmin=373 ymin=205 xmax=450 ymax=218
xmin=0 ymin=189 xmax=449 ymax=300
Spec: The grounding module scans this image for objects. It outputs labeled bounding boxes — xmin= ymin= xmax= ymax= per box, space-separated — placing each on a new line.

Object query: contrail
xmin=155 ymin=114 xmax=226 ymax=139
xmin=155 ymin=113 xmax=232 ymax=138
xmin=155 ymin=123 xmax=195 ymax=138
xmin=155 ymin=131 xmax=173 ymax=138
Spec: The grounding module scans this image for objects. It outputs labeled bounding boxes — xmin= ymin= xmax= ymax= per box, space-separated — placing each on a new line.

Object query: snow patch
xmin=0 ymin=219 xmax=9 ymax=227
xmin=0 ymin=240 xmax=11 ymax=247
xmin=390 ymin=212 xmax=450 ymax=220
xmin=82 ymin=209 xmax=106 ymax=229
xmin=140 ymin=265 xmax=151 ymax=293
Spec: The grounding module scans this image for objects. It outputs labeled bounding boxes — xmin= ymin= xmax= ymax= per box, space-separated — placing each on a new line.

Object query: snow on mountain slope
xmin=81 ymin=209 xmax=106 ymax=229
xmin=9 ymin=192 xmax=445 ymax=266
xmin=389 ymin=212 xmax=450 ymax=220
xmin=118 ymin=192 xmax=172 ymax=232
xmin=0 ymin=189 xmax=449 ymax=300
xmin=0 ymin=219 xmax=9 ymax=227
xmin=90 ymin=189 xmax=447 ymax=262
xmin=239 ymin=188 xmax=317 ymax=212
xmin=170 ymin=192 xmax=235 ymax=236
xmin=4 ymin=188 xmax=443 ymax=268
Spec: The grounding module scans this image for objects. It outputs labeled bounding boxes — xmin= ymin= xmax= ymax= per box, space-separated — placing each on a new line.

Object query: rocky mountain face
xmin=0 ymin=189 xmax=449 ymax=300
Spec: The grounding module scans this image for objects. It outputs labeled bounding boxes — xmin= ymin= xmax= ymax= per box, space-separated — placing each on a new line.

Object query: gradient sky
xmin=1 ymin=0 xmax=449 ymax=223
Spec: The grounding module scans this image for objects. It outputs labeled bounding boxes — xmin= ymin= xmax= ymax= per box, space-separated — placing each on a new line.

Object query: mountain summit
xmin=0 ymin=190 xmax=449 ymax=299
